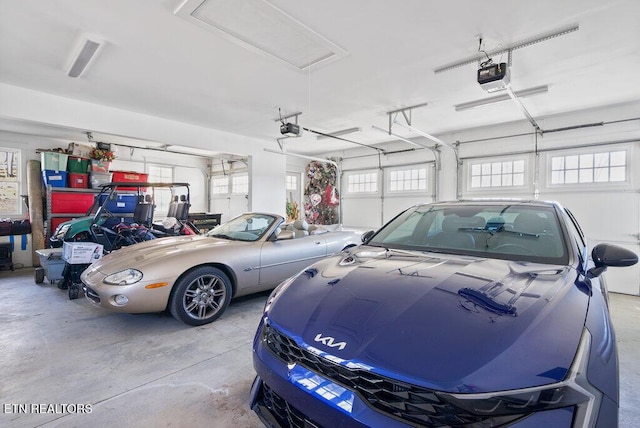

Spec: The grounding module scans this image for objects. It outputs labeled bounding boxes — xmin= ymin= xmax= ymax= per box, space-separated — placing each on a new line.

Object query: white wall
xmin=0 ymin=82 xmax=285 ymax=216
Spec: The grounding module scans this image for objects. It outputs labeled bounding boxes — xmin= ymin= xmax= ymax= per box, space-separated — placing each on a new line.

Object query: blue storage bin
xmin=42 ymin=170 xmax=68 ymax=188
xmin=98 ymin=194 xmax=137 ymax=213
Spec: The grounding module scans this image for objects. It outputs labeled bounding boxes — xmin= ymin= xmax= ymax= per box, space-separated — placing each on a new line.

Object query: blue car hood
xmin=267 ymin=246 xmax=589 ymax=393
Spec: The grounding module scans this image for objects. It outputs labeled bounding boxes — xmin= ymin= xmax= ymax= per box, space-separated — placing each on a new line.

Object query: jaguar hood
xmin=87 ymin=234 xmax=244 ymax=274
xmin=266 ymin=246 xmax=589 ymax=393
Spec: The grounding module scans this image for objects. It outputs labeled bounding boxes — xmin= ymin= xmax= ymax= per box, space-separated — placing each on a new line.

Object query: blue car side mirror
xmin=589 ymin=243 xmax=638 ymax=277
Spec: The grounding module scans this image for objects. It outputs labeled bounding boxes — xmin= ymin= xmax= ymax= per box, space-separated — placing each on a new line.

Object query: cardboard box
xmin=68 ymin=142 xmax=93 ymax=159
xmin=63 ymin=242 xmax=103 ymax=264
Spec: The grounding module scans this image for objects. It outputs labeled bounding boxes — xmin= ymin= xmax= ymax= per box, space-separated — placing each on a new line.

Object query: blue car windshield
xmin=207 ymin=213 xmax=276 ymax=242
xmin=368 ymin=203 xmax=569 ymax=265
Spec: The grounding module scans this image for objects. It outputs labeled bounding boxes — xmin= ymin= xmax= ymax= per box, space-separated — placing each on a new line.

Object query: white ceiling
xmin=1 ymin=0 xmax=639 ymax=155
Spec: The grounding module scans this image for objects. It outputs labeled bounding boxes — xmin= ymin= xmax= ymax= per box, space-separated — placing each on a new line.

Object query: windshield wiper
xmin=459 ymin=227 xmax=540 ymax=238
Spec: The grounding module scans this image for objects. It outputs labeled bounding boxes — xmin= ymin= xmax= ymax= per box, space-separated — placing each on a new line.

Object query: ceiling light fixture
xmin=316 ymin=127 xmax=361 ymax=140
xmin=455 ymin=85 xmax=548 ymax=111
xmin=67 ymin=35 xmax=103 ymax=78
xmin=175 ymin=0 xmax=347 ymax=71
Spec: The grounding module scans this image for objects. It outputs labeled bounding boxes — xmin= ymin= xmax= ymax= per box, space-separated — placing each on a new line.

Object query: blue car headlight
xmin=104 ymin=269 xmax=143 ymax=286
xmin=445 ymin=328 xmax=601 ymax=426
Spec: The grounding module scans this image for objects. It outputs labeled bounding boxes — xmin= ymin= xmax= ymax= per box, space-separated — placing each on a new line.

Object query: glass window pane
xmin=579 ymin=154 xmax=593 ymax=168
xmin=513 ymin=173 xmax=524 ymax=186
xmin=610 ymin=166 xmax=626 ymax=181
xmin=551 ymin=157 xmax=563 ymax=170
xmin=594 ymin=152 xmax=609 ymax=167
xmin=579 ymin=169 xmax=593 ymax=183
xmin=566 ymin=170 xmax=578 ymax=183
xmin=594 ymin=168 xmax=608 ymax=182
xmin=565 ymin=156 xmax=579 ymax=169
xmin=551 ymin=170 xmax=564 ymax=184
xmin=610 ymin=151 xmax=626 ymax=166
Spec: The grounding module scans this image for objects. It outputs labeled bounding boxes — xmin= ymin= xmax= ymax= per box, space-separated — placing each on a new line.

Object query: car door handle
xmin=314 ymin=241 xmax=321 ymax=245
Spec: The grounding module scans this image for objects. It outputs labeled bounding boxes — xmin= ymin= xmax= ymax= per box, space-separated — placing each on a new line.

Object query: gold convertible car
xmin=80 ymin=212 xmax=362 ymax=326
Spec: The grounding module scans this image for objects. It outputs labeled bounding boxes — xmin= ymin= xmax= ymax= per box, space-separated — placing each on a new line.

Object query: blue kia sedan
xmin=250 ymin=200 xmax=637 ymax=427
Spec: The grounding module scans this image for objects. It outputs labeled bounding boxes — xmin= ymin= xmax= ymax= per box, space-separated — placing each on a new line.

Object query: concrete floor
xmin=1 ymin=267 xmax=639 ymax=428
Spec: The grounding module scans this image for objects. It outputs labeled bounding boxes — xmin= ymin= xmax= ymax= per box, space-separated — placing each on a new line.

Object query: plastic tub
xmin=42 ymin=170 xmax=68 ymax=188
xmin=68 ymin=172 xmax=89 ymax=188
xmin=67 ymin=156 xmax=89 ymax=173
xmin=41 ymin=152 xmax=69 ymax=172
xmin=35 ymin=248 xmax=65 ymax=283
xmin=89 ymin=172 xmax=113 ymax=189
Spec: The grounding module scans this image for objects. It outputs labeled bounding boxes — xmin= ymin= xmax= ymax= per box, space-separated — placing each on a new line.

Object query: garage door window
xmin=232 ymin=174 xmax=248 ymax=194
xmin=470 ymin=159 xmax=525 ymax=188
xmin=388 ymin=167 xmax=427 ymax=192
xmin=212 ymin=177 xmax=229 ymax=194
xmin=147 ymin=166 xmax=173 ymax=215
xmin=550 ymin=150 xmax=626 ymax=184
xmin=346 ymin=171 xmax=378 ymax=194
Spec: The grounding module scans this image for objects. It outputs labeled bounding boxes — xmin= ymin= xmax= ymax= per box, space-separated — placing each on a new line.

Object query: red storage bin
xmin=111 ymin=171 xmax=148 ymax=190
xmin=50 ymin=192 xmax=94 ymax=214
xmin=68 ymin=173 xmax=89 ymax=188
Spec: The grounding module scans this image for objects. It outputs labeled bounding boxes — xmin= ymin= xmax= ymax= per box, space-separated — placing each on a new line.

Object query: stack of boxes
xmin=41 ymin=151 xmax=69 ymax=188
xmin=40 ymin=148 xmax=113 ymax=189
xmin=40 ymin=147 xmax=149 ymax=190
xmin=67 ymin=156 xmax=90 ymax=188
xmin=40 ymin=151 xmax=92 ymax=189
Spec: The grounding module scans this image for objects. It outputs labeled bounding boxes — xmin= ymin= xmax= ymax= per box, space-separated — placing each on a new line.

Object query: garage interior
xmin=1 ymin=1 xmax=640 ymax=427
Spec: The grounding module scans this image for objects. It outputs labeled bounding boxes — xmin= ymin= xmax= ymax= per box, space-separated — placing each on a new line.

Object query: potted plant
xmin=89 ymin=147 xmax=115 ymax=172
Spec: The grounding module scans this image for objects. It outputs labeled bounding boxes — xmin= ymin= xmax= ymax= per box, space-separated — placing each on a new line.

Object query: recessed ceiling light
xmin=67 ymin=35 xmax=103 ymax=78
xmin=175 ymin=0 xmax=348 ymax=70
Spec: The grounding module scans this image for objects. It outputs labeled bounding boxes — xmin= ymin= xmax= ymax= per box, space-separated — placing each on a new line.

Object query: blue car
xmin=250 ymin=200 xmax=637 ymax=427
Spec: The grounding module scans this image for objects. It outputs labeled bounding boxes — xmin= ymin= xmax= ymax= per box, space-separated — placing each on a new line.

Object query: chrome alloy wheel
xmin=182 ymin=274 xmax=227 ymax=320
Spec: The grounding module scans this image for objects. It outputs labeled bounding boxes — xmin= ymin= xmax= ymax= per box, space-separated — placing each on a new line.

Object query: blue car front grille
xmin=263 ymin=323 xmax=525 ymax=427
xmin=256 ymin=380 xmax=321 ymax=428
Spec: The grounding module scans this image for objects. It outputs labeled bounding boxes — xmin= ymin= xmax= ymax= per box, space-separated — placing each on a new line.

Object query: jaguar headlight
xmin=104 ymin=269 xmax=143 ymax=286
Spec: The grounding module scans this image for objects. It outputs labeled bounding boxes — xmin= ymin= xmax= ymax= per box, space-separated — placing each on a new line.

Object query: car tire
xmin=169 ymin=266 xmax=232 ymax=326
xmin=35 ymin=267 xmax=45 ymax=284
xmin=68 ymin=284 xmax=80 ymax=300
